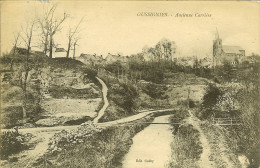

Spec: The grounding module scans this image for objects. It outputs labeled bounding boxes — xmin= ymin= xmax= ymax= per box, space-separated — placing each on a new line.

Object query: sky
xmin=1 ymin=0 xmax=260 ymax=58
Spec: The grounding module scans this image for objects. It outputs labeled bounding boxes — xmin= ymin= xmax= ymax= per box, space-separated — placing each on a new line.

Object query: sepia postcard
xmin=0 ymin=0 xmax=260 ymax=167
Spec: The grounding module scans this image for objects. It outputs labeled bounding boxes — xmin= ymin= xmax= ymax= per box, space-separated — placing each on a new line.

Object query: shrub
xmin=169 ymin=109 xmax=189 ymax=134
xmin=200 ymin=84 xmax=222 ymax=120
xmin=177 ymin=99 xmax=196 ymax=108
xmin=228 ymin=89 xmax=260 ymax=167
xmin=2 ymin=106 xmax=23 ymax=128
xmin=168 ymin=124 xmax=202 ymax=167
xmin=109 ymin=82 xmax=138 ymax=114
xmin=0 ymin=131 xmax=28 ymax=160
xmin=142 ymin=83 xmax=168 ymax=99
xmin=36 ymin=117 xmax=153 ymax=168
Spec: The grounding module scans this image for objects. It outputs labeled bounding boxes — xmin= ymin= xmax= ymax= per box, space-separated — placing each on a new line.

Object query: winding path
xmin=93 ymin=77 xmax=109 ymax=123
xmin=1 ymin=76 xmax=109 ymax=168
xmin=1 ymin=75 xmax=176 ymax=168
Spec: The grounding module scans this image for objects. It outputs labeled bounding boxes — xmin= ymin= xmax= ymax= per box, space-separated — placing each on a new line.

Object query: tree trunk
xmin=73 ymin=43 xmax=76 ymax=59
xmin=49 ymin=35 xmax=53 ymax=58
xmin=44 ymin=35 xmax=48 ymax=54
xmin=66 ymin=40 xmax=71 ymax=58
xmin=21 ymin=38 xmax=31 ymax=123
xmin=22 ymin=102 xmax=27 ymax=123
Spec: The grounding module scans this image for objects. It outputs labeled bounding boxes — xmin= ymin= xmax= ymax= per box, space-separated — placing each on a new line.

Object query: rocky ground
xmin=36 ymin=98 xmax=102 ymax=126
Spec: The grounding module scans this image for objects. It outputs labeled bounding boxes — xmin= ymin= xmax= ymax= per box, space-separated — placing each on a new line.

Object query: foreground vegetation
xmin=196 ymin=63 xmax=260 ymax=167
xmin=168 ymin=108 xmax=202 ymax=167
xmin=34 ymin=117 xmax=154 ymax=168
xmin=0 ymin=131 xmax=29 ymax=160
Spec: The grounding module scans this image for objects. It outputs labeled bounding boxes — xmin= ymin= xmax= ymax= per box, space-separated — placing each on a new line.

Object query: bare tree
xmin=10 ymin=32 xmax=20 ymax=71
xmin=38 ymin=5 xmax=52 ymax=54
xmin=38 ymin=4 xmax=68 ymax=58
xmin=19 ymin=20 xmax=36 ymax=122
xmin=66 ymin=17 xmax=84 ymax=58
xmin=12 ymin=32 xmax=20 ymax=55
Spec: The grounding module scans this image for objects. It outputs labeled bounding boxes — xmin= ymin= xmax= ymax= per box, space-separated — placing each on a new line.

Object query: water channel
xmin=122 ymin=115 xmax=173 ymax=168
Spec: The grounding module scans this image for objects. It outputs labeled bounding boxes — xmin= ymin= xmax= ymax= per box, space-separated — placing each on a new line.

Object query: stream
xmin=122 ymin=115 xmax=173 ymax=168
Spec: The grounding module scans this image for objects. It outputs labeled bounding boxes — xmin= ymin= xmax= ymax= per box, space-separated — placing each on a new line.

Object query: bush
xmin=169 ymin=109 xmax=189 ymax=134
xmin=200 ymin=84 xmax=222 ymax=120
xmin=2 ymin=106 xmax=23 ymax=128
xmin=177 ymin=99 xmax=196 ymax=108
xmin=168 ymin=124 xmax=202 ymax=167
xmin=228 ymin=89 xmax=260 ymax=167
xmin=109 ymin=82 xmax=138 ymax=114
xmin=142 ymin=83 xmax=168 ymax=99
xmin=36 ymin=117 xmax=154 ymax=168
xmin=0 ymin=131 xmax=28 ymax=160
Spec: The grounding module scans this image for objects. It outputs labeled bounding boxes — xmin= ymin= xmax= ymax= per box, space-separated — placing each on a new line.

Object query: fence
xmin=213 ymin=118 xmax=240 ymax=126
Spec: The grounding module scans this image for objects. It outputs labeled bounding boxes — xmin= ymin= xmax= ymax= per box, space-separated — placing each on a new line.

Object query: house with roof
xmin=52 ymin=48 xmax=67 ymax=58
xmin=175 ymin=56 xmax=195 ymax=67
xmin=105 ymin=53 xmax=119 ymax=62
xmin=213 ymin=31 xmax=245 ymax=66
xmin=105 ymin=53 xmax=129 ymax=64
xmin=199 ymin=56 xmax=213 ymax=68
xmin=78 ymin=53 xmax=104 ymax=65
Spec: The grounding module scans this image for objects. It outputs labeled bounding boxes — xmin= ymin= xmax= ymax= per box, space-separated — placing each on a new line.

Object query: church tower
xmin=213 ymin=29 xmax=222 ymax=66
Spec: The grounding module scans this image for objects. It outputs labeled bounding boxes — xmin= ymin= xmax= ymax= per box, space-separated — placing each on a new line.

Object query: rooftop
xmin=222 ymin=46 xmax=244 ymax=54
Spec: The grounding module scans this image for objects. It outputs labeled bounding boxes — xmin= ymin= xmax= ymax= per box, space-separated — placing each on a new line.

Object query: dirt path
xmin=186 ymin=110 xmax=242 ymax=168
xmin=1 ymin=76 xmax=178 ymax=168
xmin=187 ymin=110 xmax=215 ymax=168
xmin=1 ymin=108 xmax=176 ymax=167
xmin=1 ymin=77 xmax=109 ymax=168
xmin=93 ymin=77 xmax=109 ymax=123
xmin=2 ymin=131 xmax=55 ymax=168
xmin=201 ymin=124 xmax=242 ymax=168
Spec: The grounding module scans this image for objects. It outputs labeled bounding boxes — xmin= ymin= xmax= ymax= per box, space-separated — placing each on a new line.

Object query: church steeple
xmin=213 ymin=28 xmax=222 ymax=67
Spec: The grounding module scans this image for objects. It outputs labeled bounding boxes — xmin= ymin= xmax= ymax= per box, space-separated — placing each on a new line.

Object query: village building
xmin=175 ymin=56 xmax=195 ymax=67
xmin=78 ymin=53 xmax=104 ymax=65
xmin=51 ymin=48 xmax=67 ymax=58
xmin=105 ymin=53 xmax=129 ymax=63
xmin=199 ymin=56 xmax=213 ymax=68
xmin=213 ymin=31 xmax=245 ymax=66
